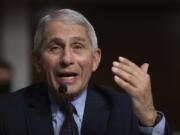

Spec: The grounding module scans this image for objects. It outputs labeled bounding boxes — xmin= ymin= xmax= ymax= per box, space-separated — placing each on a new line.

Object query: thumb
xmin=141 ymin=63 xmax=149 ymax=73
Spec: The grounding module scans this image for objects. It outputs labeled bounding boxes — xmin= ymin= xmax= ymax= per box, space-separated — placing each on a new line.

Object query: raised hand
xmin=112 ymin=56 xmax=157 ymax=126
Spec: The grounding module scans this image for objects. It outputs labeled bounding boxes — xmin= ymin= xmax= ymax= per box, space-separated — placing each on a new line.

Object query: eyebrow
xmin=48 ymin=37 xmax=65 ymax=45
xmin=70 ymin=37 xmax=86 ymax=42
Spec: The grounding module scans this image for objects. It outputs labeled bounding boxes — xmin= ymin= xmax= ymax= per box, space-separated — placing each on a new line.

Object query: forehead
xmin=43 ymin=20 xmax=90 ymax=40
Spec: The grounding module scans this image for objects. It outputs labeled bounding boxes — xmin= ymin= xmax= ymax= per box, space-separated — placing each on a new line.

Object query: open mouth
xmin=57 ymin=72 xmax=79 ymax=83
xmin=58 ymin=72 xmax=78 ymax=77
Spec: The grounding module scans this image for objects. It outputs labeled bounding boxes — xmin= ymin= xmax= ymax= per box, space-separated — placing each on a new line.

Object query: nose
xmin=60 ymin=47 xmax=74 ymax=67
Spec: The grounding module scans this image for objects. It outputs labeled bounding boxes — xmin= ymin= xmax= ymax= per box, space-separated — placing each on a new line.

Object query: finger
xmin=113 ymin=61 xmax=137 ymax=76
xmin=114 ymin=75 xmax=135 ymax=94
xmin=119 ymin=57 xmax=149 ymax=76
xmin=118 ymin=57 xmax=143 ymax=75
xmin=141 ymin=63 xmax=149 ymax=73
xmin=113 ymin=60 xmax=143 ymax=78
xmin=118 ymin=56 xmax=138 ymax=68
xmin=112 ymin=67 xmax=137 ymax=87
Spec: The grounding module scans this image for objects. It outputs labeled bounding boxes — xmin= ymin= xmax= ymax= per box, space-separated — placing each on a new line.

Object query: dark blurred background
xmin=0 ymin=0 xmax=180 ymax=133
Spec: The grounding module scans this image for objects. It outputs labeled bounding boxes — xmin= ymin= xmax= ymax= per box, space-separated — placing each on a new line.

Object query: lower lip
xmin=56 ymin=76 xmax=78 ymax=84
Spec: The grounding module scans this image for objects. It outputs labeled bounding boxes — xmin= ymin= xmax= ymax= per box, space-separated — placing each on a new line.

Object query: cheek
xmin=79 ymin=57 xmax=94 ymax=75
xmin=40 ymin=55 xmax=59 ymax=73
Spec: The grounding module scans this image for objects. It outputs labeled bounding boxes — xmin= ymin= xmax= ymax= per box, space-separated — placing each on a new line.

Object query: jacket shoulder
xmin=91 ymin=83 xmax=132 ymax=108
xmin=0 ymin=83 xmax=46 ymax=111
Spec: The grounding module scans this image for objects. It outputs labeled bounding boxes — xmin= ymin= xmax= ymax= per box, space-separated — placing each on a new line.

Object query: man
xmin=0 ymin=59 xmax=12 ymax=94
xmin=0 ymin=9 xmax=172 ymax=135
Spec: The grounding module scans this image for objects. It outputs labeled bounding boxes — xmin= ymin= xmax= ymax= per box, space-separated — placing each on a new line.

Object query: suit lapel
xmin=23 ymin=83 xmax=54 ymax=135
xmin=81 ymin=84 xmax=110 ymax=135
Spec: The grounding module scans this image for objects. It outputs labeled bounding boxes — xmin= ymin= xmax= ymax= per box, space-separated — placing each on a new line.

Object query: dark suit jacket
xmin=0 ymin=82 xmax=172 ymax=135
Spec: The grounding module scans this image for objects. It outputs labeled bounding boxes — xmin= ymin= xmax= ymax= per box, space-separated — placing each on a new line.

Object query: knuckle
xmin=126 ymin=74 xmax=132 ymax=80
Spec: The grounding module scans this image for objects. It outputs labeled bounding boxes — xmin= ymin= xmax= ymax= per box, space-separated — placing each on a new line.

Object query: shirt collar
xmin=48 ymin=89 xmax=87 ymax=120
xmin=71 ymin=90 xmax=87 ymax=119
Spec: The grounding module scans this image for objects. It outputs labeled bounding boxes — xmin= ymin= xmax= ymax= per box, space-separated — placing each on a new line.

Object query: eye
xmin=50 ymin=45 xmax=58 ymax=50
xmin=72 ymin=42 xmax=84 ymax=49
xmin=48 ymin=45 xmax=62 ymax=53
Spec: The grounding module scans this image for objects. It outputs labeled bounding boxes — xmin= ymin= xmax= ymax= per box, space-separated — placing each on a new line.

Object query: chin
xmin=67 ymin=87 xmax=84 ymax=98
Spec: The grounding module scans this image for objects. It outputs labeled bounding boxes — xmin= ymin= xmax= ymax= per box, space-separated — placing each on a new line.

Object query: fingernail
xmin=113 ymin=61 xmax=119 ymax=66
xmin=119 ymin=56 xmax=124 ymax=61
xmin=112 ymin=67 xmax=117 ymax=72
xmin=114 ymin=75 xmax=119 ymax=81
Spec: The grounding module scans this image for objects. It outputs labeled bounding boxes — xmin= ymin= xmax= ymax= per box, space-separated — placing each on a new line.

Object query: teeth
xmin=60 ymin=76 xmax=76 ymax=80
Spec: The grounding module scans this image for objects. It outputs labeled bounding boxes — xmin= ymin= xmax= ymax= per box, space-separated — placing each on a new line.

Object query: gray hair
xmin=34 ymin=9 xmax=98 ymax=52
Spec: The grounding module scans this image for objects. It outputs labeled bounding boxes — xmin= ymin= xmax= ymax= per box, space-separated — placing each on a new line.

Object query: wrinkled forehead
xmin=44 ymin=16 xmax=89 ymax=31
xmin=45 ymin=19 xmax=88 ymax=32
xmin=42 ymin=20 xmax=92 ymax=45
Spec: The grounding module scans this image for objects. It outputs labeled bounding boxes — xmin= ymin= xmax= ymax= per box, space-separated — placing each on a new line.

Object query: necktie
xmin=60 ymin=103 xmax=79 ymax=135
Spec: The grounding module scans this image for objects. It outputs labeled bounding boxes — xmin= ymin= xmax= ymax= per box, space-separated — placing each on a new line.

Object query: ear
xmin=31 ymin=50 xmax=41 ymax=73
xmin=92 ymin=48 xmax=101 ymax=72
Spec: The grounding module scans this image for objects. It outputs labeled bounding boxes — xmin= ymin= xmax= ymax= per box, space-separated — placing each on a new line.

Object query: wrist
xmin=139 ymin=111 xmax=158 ymax=127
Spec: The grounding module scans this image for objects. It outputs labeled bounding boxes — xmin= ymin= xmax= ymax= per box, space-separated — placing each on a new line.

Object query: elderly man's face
xmin=34 ymin=21 xmax=101 ymax=98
